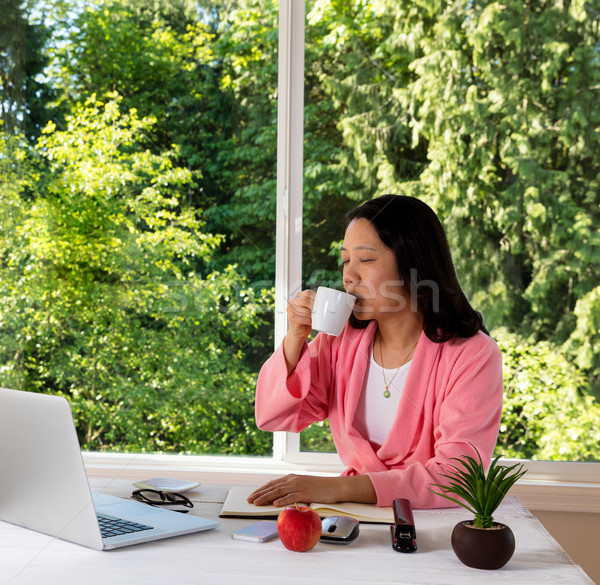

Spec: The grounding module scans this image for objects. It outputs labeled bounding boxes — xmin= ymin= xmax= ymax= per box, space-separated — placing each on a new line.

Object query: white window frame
xmin=272 ymin=0 xmax=306 ymax=464
xmin=83 ymin=0 xmax=600 ymax=514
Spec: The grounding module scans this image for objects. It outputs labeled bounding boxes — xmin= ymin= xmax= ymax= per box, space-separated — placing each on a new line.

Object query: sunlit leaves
xmin=1 ymin=87 xmax=272 ymax=454
xmin=496 ymin=328 xmax=600 ymax=461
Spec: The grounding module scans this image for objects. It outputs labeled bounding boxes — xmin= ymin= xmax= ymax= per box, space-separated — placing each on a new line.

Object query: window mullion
xmin=275 ymin=0 xmax=306 ymax=462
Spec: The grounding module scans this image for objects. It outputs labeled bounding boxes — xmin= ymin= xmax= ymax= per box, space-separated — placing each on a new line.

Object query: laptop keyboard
xmin=97 ymin=514 xmax=154 ymax=539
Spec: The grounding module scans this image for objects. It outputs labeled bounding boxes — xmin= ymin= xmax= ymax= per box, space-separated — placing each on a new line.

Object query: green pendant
xmin=383 ymin=388 xmax=390 ymax=398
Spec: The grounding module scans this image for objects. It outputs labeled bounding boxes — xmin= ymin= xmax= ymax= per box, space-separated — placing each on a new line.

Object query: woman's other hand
xmin=247 ymin=474 xmax=377 ymax=507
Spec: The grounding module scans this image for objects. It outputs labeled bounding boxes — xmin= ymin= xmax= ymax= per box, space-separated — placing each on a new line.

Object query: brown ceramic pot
xmin=451 ymin=521 xmax=515 ymax=570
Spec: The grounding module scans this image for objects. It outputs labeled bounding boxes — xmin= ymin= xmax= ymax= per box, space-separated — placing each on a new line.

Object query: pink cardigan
xmin=255 ymin=321 xmax=503 ymax=508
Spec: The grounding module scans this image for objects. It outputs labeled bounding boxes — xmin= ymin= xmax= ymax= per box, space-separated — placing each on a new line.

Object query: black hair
xmin=345 ymin=195 xmax=488 ymax=341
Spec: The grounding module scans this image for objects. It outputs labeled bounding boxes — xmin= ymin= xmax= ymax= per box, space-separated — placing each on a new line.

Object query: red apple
xmin=277 ymin=504 xmax=322 ymax=552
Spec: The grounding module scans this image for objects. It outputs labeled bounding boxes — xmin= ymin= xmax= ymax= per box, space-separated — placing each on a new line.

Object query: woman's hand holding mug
xmin=283 ymin=287 xmax=356 ymax=374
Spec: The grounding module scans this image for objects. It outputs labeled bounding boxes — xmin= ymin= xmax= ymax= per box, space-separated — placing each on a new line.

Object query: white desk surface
xmin=0 ymin=475 xmax=594 ymax=585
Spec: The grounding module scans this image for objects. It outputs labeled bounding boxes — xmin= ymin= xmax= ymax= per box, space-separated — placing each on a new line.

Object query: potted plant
xmin=429 ymin=446 xmax=527 ymax=570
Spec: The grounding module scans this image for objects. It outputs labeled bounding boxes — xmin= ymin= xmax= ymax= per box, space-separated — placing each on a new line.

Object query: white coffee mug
xmin=311 ymin=286 xmax=357 ymax=336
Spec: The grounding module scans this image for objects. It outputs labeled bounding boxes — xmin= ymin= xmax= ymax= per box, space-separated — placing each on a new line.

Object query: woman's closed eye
xmin=341 ymin=257 xmax=374 ymax=265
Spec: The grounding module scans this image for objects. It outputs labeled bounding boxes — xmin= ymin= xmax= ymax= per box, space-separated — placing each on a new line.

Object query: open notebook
xmin=220 ymin=485 xmax=395 ymax=523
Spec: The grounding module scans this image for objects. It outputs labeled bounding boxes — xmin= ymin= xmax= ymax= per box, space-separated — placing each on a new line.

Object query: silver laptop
xmin=0 ymin=387 xmax=218 ymax=550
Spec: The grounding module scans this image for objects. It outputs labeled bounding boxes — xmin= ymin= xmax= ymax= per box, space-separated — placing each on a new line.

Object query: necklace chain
xmin=379 ymin=336 xmax=418 ymax=398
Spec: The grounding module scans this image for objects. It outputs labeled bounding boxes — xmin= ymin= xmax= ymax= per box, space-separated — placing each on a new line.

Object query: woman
xmin=248 ymin=195 xmax=503 ymax=508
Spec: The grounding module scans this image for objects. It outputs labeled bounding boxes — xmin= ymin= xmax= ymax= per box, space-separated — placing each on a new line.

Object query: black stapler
xmin=390 ymin=498 xmax=417 ymax=553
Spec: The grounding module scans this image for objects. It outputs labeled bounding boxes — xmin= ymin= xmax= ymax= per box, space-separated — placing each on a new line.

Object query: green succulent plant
xmin=429 ymin=446 xmax=527 ymax=529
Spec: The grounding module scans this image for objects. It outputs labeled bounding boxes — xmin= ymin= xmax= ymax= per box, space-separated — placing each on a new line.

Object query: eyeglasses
xmin=131 ymin=489 xmax=194 ymax=513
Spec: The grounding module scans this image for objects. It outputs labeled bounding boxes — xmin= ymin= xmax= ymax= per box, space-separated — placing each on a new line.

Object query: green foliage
xmin=429 ymin=446 xmax=526 ymax=528
xmin=299 ymin=419 xmax=335 ymax=453
xmin=208 ymin=0 xmax=357 ymax=284
xmin=401 ymin=0 xmax=600 ymax=344
xmin=496 ymin=329 xmax=600 ymax=461
xmin=0 ymin=0 xmax=54 ymax=141
xmin=565 ymin=287 xmax=600 ymax=383
xmin=303 ymin=0 xmax=600 ymax=347
xmin=205 ymin=0 xmax=280 ymax=278
xmin=0 ymin=93 xmax=273 ymax=454
xmin=299 ymin=0 xmax=600 ymax=461
xmin=53 ymin=0 xmax=231 ymax=208
xmin=1 ymin=0 xmax=599 ymax=460
xmin=306 ymin=0 xmax=431 ymax=202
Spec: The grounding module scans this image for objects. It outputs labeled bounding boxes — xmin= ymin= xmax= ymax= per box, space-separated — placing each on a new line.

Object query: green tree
xmin=50 ymin=0 xmax=232 ymax=209
xmin=298 ymin=0 xmax=600 ymax=459
xmin=496 ymin=329 xmax=600 ymax=461
xmin=304 ymin=0 xmax=599 ymax=346
xmin=305 ymin=0 xmax=431 ymax=202
xmin=210 ymin=0 xmax=357 ymax=286
xmin=0 ymin=0 xmax=54 ymax=141
xmin=404 ymin=1 xmax=600 ymax=346
xmin=0 ymin=93 xmax=272 ymax=454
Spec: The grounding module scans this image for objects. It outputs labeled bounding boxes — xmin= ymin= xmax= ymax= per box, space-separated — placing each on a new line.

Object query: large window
xmin=1 ymin=1 xmax=599 ymax=495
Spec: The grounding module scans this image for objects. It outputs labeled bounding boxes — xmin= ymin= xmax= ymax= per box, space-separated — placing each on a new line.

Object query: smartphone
xmin=231 ymin=520 xmax=279 ymax=543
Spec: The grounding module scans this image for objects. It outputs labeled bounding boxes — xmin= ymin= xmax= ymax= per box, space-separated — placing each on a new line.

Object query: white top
xmin=354 ymin=347 xmax=411 ymax=447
